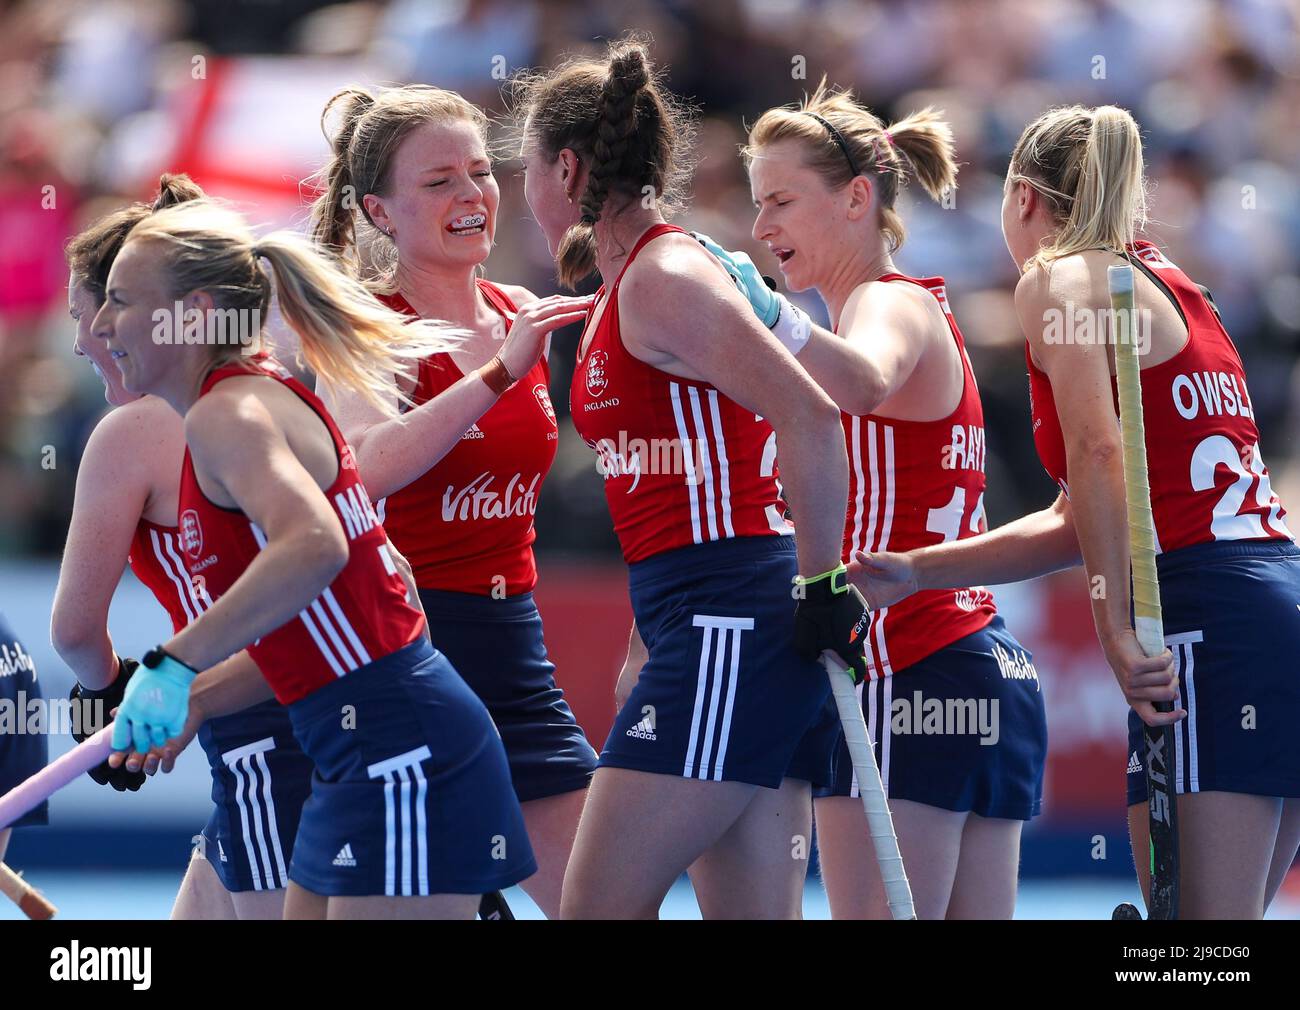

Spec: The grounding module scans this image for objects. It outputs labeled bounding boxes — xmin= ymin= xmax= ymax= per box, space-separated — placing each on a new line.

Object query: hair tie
xmin=883 ymin=130 xmax=894 ymax=146
xmin=804 ymin=112 xmax=861 ymax=178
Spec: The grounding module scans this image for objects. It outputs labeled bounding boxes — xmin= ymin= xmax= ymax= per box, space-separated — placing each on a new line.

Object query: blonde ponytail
xmin=125 ymin=201 xmax=463 ymax=417
xmin=1009 ymin=104 xmax=1147 ymax=269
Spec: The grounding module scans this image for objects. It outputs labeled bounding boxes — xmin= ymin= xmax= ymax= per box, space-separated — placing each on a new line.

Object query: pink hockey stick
xmin=0 ymin=725 xmax=114 ymax=831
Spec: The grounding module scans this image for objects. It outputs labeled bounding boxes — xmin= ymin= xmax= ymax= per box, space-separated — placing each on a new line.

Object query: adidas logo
xmin=1127 ymin=751 xmax=1142 ymax=775
xmin=626 ymin=715 xmax=657 ymax=741
xmin=217 ymin=840 xmax=227 ymax=863
xmin=332 ymin=843 xmax=357 ymax=867
xmin=461 ymin=423 xmax=486 ymax=440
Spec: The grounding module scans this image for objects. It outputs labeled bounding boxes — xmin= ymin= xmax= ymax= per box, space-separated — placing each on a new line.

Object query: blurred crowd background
xmin=3 ymin=0 xmax=1300 ymax=895
xmin=2 ymin=0 xmax=1298 ymax=559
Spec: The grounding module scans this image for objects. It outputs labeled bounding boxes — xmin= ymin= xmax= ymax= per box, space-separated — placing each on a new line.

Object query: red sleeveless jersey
xmin=128 ymin=518 xmax=210 ymax=634
xmin=375 ymin=280 xmax=556 ymax=595
xmin=178 ymin=358 xmax=425 ymax=704
xmin=1027 ymin=241 xmax=1291 ymax=553
xmin=569 ymin=224 xmax=794 ymax=564
xmin=844 ymin=274 xmax=997 ymax=678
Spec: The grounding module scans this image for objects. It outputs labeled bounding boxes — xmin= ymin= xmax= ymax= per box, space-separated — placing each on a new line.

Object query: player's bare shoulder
xmin=88 ymin=394 xmax=183 ymax=461
xmin=494 ymin=282 xmax=540 ymax=308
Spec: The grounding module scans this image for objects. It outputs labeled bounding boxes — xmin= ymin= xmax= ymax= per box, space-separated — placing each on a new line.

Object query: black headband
xmin=804 ymin=112 xmax=861 ymax=178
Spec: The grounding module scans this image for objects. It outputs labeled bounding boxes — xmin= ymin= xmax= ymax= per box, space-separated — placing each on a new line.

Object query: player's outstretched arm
xmin=849 ymin=491 xmax=1081 ymax=609
xmin=320 ymin=294 xmax=592 ymax=500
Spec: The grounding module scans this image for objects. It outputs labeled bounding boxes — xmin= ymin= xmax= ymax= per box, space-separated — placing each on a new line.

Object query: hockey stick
xmin=0 ymin=861 xmax=57 ymax=919
xmin=1107 ymin=264 xmax=1180 ymax=921
xmin=822 ymin=654 xmax=915 ymax=919
xmin=0 ymin=726 xmax=114 ymax=832
xmin=478 ymin=891 xmax=515 ymax=920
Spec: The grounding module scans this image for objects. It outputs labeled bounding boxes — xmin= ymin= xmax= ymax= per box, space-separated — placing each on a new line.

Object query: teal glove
xmin=692 ymin=232 xmax=781 ymax=327
xmin=110 ymin=649 xmax=197 ymax=755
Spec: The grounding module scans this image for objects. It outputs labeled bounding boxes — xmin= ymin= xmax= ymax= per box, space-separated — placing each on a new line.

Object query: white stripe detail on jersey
xmin=160 ymin=529 xmax=209 ymax=619
xmin=1167 ymin=631 xmax=1203 ymax=793
xmin=849 ymin=417 xmax=866 ymax=558
xmin=684 ymin=616 xmax=755 ymax=780
xmin=669 ymin=382 xmax=703 ymax=545
xmin=150 ymin=529 xmax=196 ymax=624
xmin=250 ymin=522 xmax=355 ymax=679
xmin=864 ymin=420 xmax=881 ymax=556
xmin=876 ymin=425 xmax=896 ymax=552
xmin=368 ymin=746 xmax=432 ymax=897
xmin=322 ymin=588 xmax=371 ymax=666
xmin=686 ymin=386 xmax=719 ymax=541
xmin=375 ymin=496 xmax=387 ymax=525
xmin=706 ymin=390 xmax=735 ymax=538
xmin=309 ymin=598 xmax=358 ymax=671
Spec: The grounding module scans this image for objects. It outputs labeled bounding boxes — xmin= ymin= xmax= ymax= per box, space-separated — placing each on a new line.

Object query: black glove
xmin=70 ymin=656 xmax=146 ymax=792
xmin=793 ymin=565 xmax=870 ymax=683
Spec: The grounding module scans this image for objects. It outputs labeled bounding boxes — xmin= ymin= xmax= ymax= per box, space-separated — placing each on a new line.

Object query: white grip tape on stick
xmin=823 ymin=653 xmax=916 ymax=920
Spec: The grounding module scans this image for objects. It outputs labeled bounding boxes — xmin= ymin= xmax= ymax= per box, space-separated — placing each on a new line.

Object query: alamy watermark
xmin=151 ymin=304 xmax=261 ymax=355
xmin=1042 ymin=302 xmax=1151 ymax=356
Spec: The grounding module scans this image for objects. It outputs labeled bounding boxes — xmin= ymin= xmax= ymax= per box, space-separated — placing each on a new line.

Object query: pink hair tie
xmin=883 ymin=130 xmax=895 ymax=146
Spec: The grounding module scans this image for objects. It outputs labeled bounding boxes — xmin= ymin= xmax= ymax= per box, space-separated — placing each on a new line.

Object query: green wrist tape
xmin=794 ymin=563 xmax=848 ymax=594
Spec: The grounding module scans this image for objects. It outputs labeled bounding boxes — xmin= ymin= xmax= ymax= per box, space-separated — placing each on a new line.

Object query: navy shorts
xmin=1127 ymin=540 xmax=1300 ymax=806
xmin=814 ymin=615 xmax=1047 ymax=820
xmin=0 ymin=613 xmax=47 ymax=829
xmin=418 ymin=588 xmax=596 ymax=803
xmin=287 ymin=637 xmax=536 ymax=897
xmin=197 ymin=699 xmax=314 ymax=892
xmin=603 ymin=535 xmax=837 ymax=789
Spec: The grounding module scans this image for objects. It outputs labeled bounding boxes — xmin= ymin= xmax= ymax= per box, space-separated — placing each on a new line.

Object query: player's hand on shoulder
xmin=498 ymin=293 xmax=595 ymax=378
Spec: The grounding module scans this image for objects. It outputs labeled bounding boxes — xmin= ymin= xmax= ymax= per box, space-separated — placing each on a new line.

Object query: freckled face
xmin=365 ymin=119 xmax=500 ymax=272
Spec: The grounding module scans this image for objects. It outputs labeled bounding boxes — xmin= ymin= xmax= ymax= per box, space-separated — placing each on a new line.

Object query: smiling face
xmin=362 ymin=119 xmax=499 ymax=273
xmin=69 ymin=276 xmax=137 ymax=406
xmin=749 ymin=139 xmax=863 ymax=293
xmin=92 ymin=238 xmax=194 ymax=398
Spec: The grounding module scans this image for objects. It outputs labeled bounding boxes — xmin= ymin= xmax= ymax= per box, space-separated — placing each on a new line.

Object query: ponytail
xmin=1009 ymin=104 xmax=1147 ymax=269
xmin=66 ymin=172 xmax=206 ymax=303
xmin=555 ymin=45 xmax=651 ymax=288
xmin=126 ymin=201 xmax=464 ymax=417
xmin=309 ymin=88 xmax=375 ymax=261
xmin=513 ymin=35 xmax=696 ymax=289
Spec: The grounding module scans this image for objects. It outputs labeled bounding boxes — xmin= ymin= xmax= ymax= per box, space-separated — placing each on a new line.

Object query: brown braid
xmin=511 ymin=37 xmax=697 ymax=289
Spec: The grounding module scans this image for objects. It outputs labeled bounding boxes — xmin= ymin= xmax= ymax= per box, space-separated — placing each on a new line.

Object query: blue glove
xmin=692 ymin=232 xmax=781 ymax=327
xmin=110 ymin=648 xmax=197 ymax=755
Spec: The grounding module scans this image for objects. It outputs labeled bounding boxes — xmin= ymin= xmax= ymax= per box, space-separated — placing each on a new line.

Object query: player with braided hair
xmin=514 ymin=38 xmax=867 ymax=919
